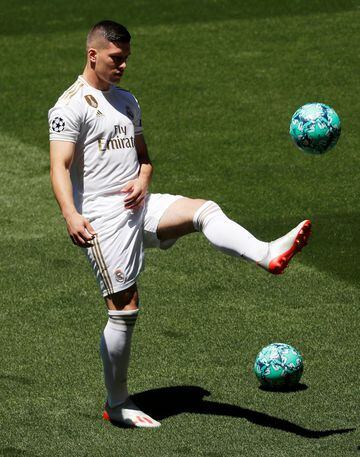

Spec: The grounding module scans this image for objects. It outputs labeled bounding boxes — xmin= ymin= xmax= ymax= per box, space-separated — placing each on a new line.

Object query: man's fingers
xmin=124 ymin=194 xmax=145 ymax=209
xmin=123 ymin=189 xmax=140 ymax=203
xmin=121 ymin=182 xmax=134 ymax=193
xmin=84 ymin=220 xmax=96 ymax=237
xmin=70 ymin=234 xmax=86 ymax=247
xmin=74 ymin=238 xmax=93 ymax=248
xmin=66 ymin=214 xmax=96 ymax=247
xmin=70 ymin=230 xmax=94 ymax=248
xmin=79 ymin=229 xmax=94 ymax=243
xmin=124 ymin=185 xmax=143 ymax=202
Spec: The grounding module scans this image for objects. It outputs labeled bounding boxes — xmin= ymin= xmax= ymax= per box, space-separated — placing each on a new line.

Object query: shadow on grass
xmin=111 ymin=385 xmax=356 ymax=438
xmin=0 ymin=448 xmax=33 ymax=456
xmin=259 ymin=382 xmax=308 ymax=392
xmin=0 ymin=373 xmax=33 ymax=386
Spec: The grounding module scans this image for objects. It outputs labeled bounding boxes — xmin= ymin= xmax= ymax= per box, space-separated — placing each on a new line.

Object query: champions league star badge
xmin=51 ymin=117 xmax=65 ymax=132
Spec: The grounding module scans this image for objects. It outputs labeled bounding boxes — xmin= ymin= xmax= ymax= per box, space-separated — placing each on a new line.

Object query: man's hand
xmin=121 ymin=177 xmax=148 ymax=209
xmin=65 ymin=211 xmax=97 ymax=247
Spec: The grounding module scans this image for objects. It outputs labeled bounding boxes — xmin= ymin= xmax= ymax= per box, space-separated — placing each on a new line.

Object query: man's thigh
xmin=85 ymin=209 xmax=144 ymax=297
xmin=143 ymin=194 xmax=206 ymax=248
xmin=105 ymin=283 xmax=139 ymax=311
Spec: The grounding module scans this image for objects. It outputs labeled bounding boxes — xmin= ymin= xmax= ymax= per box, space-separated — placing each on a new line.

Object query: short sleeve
xmin=48 ymin=104 xmax=81 ymax=143
xmin=131 ymin=95 xmax=143 ymax=136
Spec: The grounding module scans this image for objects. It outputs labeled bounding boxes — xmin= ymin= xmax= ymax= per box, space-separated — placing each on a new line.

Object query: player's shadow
xmin=125 ymin=385 xmax=355 ymax=438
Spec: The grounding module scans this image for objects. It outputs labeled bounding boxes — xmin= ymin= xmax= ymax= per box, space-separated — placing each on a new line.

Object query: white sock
xmin=100 ymin=309 xmax=138 ymax=408
xmin=193 ymin=201 xmax=268 ymax=262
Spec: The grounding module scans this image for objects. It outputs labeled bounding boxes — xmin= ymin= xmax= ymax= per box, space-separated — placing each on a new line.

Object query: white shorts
xmin=85 ymin=193 xmax=183 ymax=296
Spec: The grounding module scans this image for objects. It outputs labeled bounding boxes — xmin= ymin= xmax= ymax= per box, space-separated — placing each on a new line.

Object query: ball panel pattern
xmin=254 ymin=343 xmax=303 ymax=387
xmin=289 ymin=103 xmax=341 ymax=154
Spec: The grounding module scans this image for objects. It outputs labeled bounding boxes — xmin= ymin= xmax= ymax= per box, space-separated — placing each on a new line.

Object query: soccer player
xmin=49 ymin=20 xmax=311 ymax=428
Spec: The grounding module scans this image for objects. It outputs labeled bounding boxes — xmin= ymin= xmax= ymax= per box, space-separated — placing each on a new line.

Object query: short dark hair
xmin=87 ymin=20 xmax=131 ymax=47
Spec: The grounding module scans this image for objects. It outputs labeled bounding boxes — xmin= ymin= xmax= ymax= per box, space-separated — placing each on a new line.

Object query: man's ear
xmin=88 ymin=48 xmax=97 ymax=63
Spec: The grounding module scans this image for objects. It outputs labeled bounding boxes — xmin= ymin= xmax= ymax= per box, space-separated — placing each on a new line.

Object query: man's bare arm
xmin=122 ymin=134 xmax=153 ymax=209
xmin=50 ymin=140 xmax=96 ymax=246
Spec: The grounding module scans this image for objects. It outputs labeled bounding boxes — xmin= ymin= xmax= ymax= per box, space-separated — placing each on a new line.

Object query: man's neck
xmin=82 ymin=66 xmax=111 ymax=91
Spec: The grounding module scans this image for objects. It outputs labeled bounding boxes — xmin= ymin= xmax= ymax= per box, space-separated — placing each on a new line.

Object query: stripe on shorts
xmin=91 ymin=236 xmax=114 ymax=296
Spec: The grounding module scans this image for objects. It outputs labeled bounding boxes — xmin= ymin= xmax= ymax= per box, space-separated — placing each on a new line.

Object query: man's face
xmin=92 ymin=41 xmax=131 ymax=86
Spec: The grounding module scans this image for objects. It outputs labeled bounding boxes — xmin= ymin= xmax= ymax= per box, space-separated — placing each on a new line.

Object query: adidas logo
xmin=96 ymin=110 xmax=103 ymax=117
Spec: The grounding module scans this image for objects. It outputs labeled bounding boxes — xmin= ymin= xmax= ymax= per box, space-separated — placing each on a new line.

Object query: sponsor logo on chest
xmin=97 ymin=124 xmax=135 ymax=153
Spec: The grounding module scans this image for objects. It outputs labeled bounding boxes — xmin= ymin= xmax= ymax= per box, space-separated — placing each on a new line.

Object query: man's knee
xmin=157 ymin=197 xmax=208 ymax=240
xmin=189 ymin=198 xmax=208 ymax=215
xmin=105 ymin=283 xmax=139 ymax=311
xmin=192 ymin=200 xmax=223 ymax=232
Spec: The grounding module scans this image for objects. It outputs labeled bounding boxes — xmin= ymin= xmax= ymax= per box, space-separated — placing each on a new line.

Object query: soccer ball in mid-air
xmin=254 ymin=343 xmax=304 ymax=388
xmin=289 ymin=102 xmax=341 ymax=154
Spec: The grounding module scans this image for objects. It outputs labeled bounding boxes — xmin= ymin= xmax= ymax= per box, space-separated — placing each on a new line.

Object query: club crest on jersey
xmin=84 ymin=94 xmax=98 ymax=108
xmin=126 ymin=105 xmax=134 ymax=120
xmin=51 ymin=117 xmax=65 ymax=132
xmin=114 ymin=268 xmax=126 ymax=283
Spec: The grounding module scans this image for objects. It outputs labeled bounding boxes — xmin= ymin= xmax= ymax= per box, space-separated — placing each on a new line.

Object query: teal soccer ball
xmin=254 ymin=343 xmax=304 ymax=388
xmin=289 ymin=102 xmax=341 ymax=154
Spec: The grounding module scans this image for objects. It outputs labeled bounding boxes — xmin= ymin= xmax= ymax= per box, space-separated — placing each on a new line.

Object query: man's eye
xmin=112 ymin=56 xmax=127 ymax=64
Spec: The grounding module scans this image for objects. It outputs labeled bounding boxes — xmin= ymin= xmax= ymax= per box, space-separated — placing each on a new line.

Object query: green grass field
xmin=1 ymin=1 xmax=359 ymax=455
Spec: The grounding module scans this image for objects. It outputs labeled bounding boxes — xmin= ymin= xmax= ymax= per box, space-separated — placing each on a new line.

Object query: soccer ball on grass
xmin=289 ymin=102 xmax=341 ymax=154
xmin=254 ymin=343 xmax=304 ymax=389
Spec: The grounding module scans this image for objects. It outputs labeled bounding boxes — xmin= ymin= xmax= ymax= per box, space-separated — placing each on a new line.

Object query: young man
xmin=49 ymin=20 xmax=311 ymax=428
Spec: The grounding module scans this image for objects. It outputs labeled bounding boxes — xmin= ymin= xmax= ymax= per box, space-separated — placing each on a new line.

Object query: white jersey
xmin=48 ymin=76 xmax=143 ymax=219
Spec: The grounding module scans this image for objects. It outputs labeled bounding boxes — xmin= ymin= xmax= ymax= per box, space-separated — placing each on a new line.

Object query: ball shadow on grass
xmin=259 ymin=382 xmax=308 ymax=393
